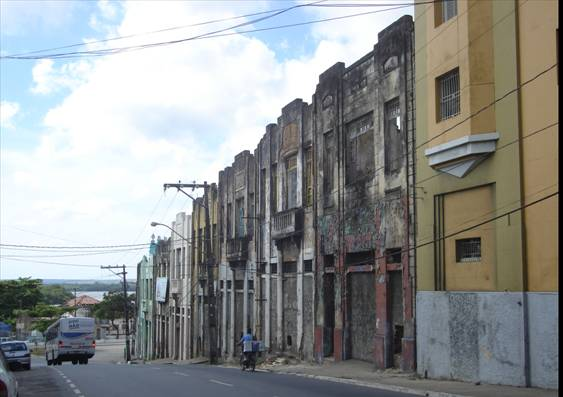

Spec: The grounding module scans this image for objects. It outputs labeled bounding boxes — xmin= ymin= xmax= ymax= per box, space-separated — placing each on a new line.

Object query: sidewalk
xmin=256 ymin=358 xmax=558 ymax=397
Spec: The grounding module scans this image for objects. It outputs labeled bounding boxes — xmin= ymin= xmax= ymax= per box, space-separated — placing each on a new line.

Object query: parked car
xmin=0 ymin=349 xmax=18 ymax=397
xmin=0 ymin=341 xmax=31 ymax=371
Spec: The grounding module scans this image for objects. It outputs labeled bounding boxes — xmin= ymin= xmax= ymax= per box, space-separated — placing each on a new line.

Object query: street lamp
xmin=150 ymin=222 xmax=190 ymax=244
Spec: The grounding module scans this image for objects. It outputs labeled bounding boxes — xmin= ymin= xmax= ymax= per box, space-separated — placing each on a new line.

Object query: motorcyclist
xmin=239 ymin=328 xmax=254 ymax=368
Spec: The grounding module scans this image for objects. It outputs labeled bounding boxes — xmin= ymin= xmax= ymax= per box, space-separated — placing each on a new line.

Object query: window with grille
xmin=304 ymin=260 xmax=313 ymax=273
xmin=270 ymin=263 xmax=278 ymax=274
xmin=437 ymin=68 xmax=460 ymax=121
xmin=456 ymin=238 xmax=481 ymax=262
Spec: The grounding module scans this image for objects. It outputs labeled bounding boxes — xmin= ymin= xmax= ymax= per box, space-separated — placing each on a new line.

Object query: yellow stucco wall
xmin=517 ymin=0 xmax=559 ymax=292
xmin=444 ymin=184 xmax=496 ymax=290
xmin=415 ymin=0 xmax=527 ymax=292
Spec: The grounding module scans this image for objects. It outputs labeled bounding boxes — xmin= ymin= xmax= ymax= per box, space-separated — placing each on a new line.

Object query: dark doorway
xmin=389 ymin=270 xmax=404 ymax=368
xmin=323 ymin=273 xmax=335 ymax=357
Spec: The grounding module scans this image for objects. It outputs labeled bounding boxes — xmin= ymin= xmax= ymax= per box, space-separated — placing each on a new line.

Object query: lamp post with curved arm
xmin=151 ymin=221 xmax=191 ymax=360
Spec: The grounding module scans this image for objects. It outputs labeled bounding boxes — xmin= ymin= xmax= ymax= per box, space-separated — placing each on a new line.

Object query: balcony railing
xmin=226 ymin=236 xmax=249 ymax=262
xmin=272 ymin=208 xmax=304 ymax=240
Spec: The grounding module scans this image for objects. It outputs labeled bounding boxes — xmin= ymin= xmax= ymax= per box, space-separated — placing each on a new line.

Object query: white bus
xmin=45 ymin=317 xmax=95 ymax=366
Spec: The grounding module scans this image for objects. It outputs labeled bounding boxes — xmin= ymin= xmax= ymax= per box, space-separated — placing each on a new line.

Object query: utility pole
xmin=163 ymin=181 xmax=217 ymax=364
xmin=101 ymin=265 xmax=131 ymax=362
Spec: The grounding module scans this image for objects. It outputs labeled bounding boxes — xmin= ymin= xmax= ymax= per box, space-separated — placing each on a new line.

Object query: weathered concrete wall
xmin=528 ymin=292 xmax=558 ymax=389
xmin=302 ymin=275 xmax=314 ymax=359
xmin=417 ymin=291 xmax=558 ymax=388
xmin=283 ymin=275 xmax=298 ymax=353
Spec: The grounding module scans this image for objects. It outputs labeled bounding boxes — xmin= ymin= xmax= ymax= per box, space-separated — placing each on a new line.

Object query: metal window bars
xmin=439 ymin=68 xmax=460 ymax=121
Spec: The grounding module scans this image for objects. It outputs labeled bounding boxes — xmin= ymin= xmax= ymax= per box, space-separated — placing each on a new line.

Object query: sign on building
xmin=155 ymin=277 xmax=168 ymax=303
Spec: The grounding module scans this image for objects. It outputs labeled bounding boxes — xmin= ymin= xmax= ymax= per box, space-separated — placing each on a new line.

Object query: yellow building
xmin=189 ymin=183 xmax=219 ymax=359
xmin=415 ymin=0 xmax=557 ymax=388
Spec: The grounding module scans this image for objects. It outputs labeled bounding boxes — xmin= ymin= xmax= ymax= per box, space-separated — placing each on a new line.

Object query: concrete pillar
xmin=297 ymin=244 xmax=304 ymax=356
xmin=265 ymin=265 xmax=271 ymax=349
xmin=243 ymin=263 xmax=249 ymax=334
xmin=276 ymin=245 xmax=283 ymax=351
xmin=229 ymin=267 xmax=235 ymax=357
xmin=221 ymin=267 xmax=228 ymax=356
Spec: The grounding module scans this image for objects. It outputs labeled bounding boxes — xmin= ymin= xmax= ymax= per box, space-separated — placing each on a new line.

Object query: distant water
xmin=76 ymin=291 xmax=134 ymax=301
xmin=79 ymin=291 xmax=107 ymax=301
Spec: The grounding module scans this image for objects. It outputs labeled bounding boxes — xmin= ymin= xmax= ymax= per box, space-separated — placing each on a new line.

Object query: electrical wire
xmin=0 ymin=1 xmax=426 ymax=60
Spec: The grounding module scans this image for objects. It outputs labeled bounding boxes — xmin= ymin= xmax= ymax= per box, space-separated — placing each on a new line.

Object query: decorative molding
xmin=424 ymin=132 xmax=500 ymax=177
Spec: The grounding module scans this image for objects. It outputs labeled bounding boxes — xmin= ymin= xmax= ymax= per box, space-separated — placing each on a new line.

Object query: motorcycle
xmin=240 ymin=350 xmax=256 ymax=371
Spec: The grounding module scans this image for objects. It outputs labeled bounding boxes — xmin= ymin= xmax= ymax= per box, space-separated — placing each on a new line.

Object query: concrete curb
xmin=269 ymin=370 xmax=468 ymax=397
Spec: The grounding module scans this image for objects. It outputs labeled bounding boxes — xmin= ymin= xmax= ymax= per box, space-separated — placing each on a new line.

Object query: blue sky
xmin=0 ymin=0 xmax=413 ymax=280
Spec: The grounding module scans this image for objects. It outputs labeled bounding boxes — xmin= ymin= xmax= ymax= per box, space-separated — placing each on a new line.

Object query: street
xmin=14 ymin=341 xmax=419 ymax=397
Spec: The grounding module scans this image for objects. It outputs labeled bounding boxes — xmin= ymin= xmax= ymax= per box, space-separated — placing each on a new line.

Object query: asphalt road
xmin=15 ymin=348 xmax=419 ymax=397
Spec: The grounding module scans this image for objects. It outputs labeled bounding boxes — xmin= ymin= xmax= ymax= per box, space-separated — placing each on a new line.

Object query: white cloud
xmin=0 ymin=101 xmax=20 ymax=129
xmin=31 ymin=59 xmax=93 ymax=95
xmin=1 ymin=1 xmax=413 ymax=278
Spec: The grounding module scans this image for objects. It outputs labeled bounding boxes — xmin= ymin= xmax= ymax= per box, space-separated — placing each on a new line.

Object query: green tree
xmin=0 ymin=278 xmax=42 ymax=321
xmin=92 ymin=291 xmax=135 ymax=338
xmin=40 ymin=284 xmax=74 ymax=305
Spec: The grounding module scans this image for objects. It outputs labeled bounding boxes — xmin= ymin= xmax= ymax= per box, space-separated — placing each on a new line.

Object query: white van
xmin=45 ymin=317 xmax=95 ymax=365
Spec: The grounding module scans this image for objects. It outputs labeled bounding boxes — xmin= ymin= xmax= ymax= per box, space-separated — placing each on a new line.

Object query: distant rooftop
xmin=66 ymin=295 xmax=100 ymax=306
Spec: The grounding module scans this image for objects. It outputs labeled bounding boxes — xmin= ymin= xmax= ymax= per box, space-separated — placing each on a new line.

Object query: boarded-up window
xmin=384 ymin=98 xmax=402 ymax=174
xmin=346 ymin=113 xmax=374 ymax=184
xmin=286 ymin=155 xmax=298 ymax=209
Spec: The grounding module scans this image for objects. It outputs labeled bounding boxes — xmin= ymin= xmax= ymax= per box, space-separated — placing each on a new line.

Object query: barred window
xmin=305 ymin=147 xmax=313 ymax=207
xmin=437 ymin=68 xmax=460 ymax=121
xmin=304 ymin=260 xmax=313 ymax=273
xmin=456 ymin=238 xmax=481 ymax=262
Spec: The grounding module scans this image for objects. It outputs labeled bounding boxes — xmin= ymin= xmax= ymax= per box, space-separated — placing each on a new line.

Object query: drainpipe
xmin=513 ymin=0 xmax=530 ymax=387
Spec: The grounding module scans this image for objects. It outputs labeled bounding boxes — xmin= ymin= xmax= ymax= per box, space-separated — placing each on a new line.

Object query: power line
xmin=0 ymin=243 xmax=150 ymax=249
xmin=0 ymin=2 xmax=424 ymax=60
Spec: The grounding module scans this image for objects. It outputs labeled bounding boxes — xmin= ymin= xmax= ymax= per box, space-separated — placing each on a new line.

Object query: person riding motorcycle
xmin=239 ymin=328 xmax=255 ymax=370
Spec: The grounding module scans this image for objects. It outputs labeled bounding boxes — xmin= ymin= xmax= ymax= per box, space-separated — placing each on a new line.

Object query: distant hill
xmin=42 ymin=279 xmax=136 ymax=285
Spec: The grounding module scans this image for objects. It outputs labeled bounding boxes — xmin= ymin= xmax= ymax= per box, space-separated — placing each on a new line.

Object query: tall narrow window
xmin=323 ymin=131 xmax=334 ymax=207
xmin=227 ymin=203 xmax=232 ymax=239
xmin=271 ymin=164 xmax=278 ymax=213
xmin=260 ymin=169 xmax=266 ymax=216
xmin=305 ymin=147 xmax=313 ymax=207
xmin=437 ymin=68 xmax=460 ymax=121
xmin=384 ymin=98 xmax=401 ymax=174
xmin=345 ymin=112 xmax=374 ymax=184
xmin=286 ymin=155 xmax=298 ymax=209
xmin=235 ymin=198 xmax=244 ymax=237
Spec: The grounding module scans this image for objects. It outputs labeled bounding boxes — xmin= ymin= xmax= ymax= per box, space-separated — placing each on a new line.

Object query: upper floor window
xmin=285 ymin=155 xmax=298 ymax=210
xmin=435 ymin=0 xmax=457 ymax=27
xmin=345 ymin=113 xmax=374 ymax=184
xmin=305 ymin=147 xmax=313 ymax=207
xmin=384 ymin=98 xmax=402 ymax=173
xmin=437 ymin=68 xmax=460 ymax=121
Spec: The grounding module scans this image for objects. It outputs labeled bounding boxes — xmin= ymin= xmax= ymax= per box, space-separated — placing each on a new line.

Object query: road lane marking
xmin=66 ymin=379 xmax=71 ymax=383
xmin=173 ymin=371 xmax=190 ymax=377
xmin=73 ymin=389 xmax=81 ymax=394
xmin=69 ymin=383 xmax=76 ymax=388
xmin=209 ymin=379 xmax=233 ymax=387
